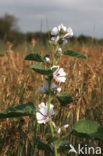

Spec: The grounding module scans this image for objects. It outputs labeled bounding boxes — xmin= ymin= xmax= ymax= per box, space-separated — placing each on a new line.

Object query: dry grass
xmin=0 ymin=42 xmax=103 ymax=155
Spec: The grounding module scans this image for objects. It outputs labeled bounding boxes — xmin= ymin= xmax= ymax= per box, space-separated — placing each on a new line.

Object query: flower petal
xmin=51 ymin=36 xmax=57 ymax=41
xmin=40 ymin=107 xmax=47 ymax=116
xmin=62 ymin=39 xmax=68 ymax=45
xmin=39 ymin=102 xmax=46 ymax=108
xmin=37 ymin=119 xmax=45 ymax=124
xmin=58 ymin=24 xmax=67 ymax=32
xmin=49 ymin=108 xmax=54 ymax=116
xmin=57 ymin=128 xmax=61 ymax=134
xmin=38 ymin=86 xmax=45 ymax=93
xmin=36 ymin=102 xmax=54 ymax=124
xmin=51 ymin=27 xmax=58 ymax=35
xmin=51 ymin=36 xmax=59 ymax=42
xmin=57 ymin=87 xmax=61 ymax=93
xmin=43 ymin=82 xmax=49 ymax=91
xmin=36 ymin=112 xmax=44 ymax=121
xmin=64 ymin=27 xmax=73 ymax=38
xmin=45 ymin=57 xmax=50 ymax=62
xmin=56 ymin=76 xmax=66 ymax=83
xmin=58 ymin=68 xmax=66 ymax=76
xmin=51 ymin=82 xmax=57 ymax=90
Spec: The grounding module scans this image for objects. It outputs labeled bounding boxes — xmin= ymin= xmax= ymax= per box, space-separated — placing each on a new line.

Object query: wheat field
xmin=0 ymin=41 xmax=103 ymax=155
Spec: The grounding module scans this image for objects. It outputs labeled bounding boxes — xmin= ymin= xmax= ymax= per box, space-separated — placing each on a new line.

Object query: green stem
xmin=48 ymin=79 xmax=58 ymax=156
xmin=48 ymin=79 xmax=51 ymax=112
xmin=52 ymin=44 xmax=58 ymax=66
xmin=49 ymin=120 xmax=58 ymax=156
xmin=53 ymin=56 xmax=55 ymax=66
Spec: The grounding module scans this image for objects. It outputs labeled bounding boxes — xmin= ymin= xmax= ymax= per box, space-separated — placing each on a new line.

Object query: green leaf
xmin=64 ymin=49 xmax=86 ymax=59
xmin=48 ymin=136 xmax=58 ymax=144
xmin=25 ymin=53 xmax=50 ymax=63
xmin=31 ymin=63 xmax=55 ymax=75
xmin=25 ymin=53 xmax=44 ymax=62
xmin=57 ymin=92 xmax=73 ymax=106
xmin=0 ymin=102 xmax=35 ymax=119
xmin=72 ymin=120 xmax=103 ymax=141
xmin=37 ymin=138 xmax=53 ymax=153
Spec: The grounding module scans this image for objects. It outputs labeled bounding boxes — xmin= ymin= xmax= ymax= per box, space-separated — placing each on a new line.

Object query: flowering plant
xmin=24 ymin=24 xmax=86 ymax=155
xmin=0 ymin=24 xmax=103 ymax=156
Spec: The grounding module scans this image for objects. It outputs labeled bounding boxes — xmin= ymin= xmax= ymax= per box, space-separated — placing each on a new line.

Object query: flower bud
xmin=56 ymin=48 xmax=62 ymax=55
xmin=45 ymin=57 xmax=50 ymax=63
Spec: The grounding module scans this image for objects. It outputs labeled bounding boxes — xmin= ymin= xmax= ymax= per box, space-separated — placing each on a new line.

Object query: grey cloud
xmin=0 ymin=0 xmax=103 ymax=38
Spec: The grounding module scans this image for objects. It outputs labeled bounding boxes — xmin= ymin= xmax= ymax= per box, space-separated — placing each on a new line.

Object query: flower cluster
xmin=36 ymin=24 xmax=73 ymax=124
xmin=51 ymin=24 xmax=73 ymax=45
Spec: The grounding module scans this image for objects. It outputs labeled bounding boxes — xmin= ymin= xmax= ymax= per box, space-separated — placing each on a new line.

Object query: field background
xmin=0 ymin=37 xmax=103 ymax=155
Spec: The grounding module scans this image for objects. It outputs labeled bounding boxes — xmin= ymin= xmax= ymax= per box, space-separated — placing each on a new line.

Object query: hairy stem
xmin=48 ymin=79 xmax=58 ymax=156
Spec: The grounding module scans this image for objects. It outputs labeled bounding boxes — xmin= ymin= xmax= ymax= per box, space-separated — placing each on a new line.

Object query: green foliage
xmin=25 ymin=53 xmax=50 ymax=63
xmin=64 ymin=49 xmax=86 ymax=59
xmin=31 ymin=63 xmax=56 ymax=75
xmin=72 ymin=120 xmax=103 ymax=141
xmin=57 ymin=140 xmax=70 ymax=153
xmin=37 ymin=138 xmax=53 ymax=153
xmin=57 ymin=92 xmax=73 ymax=106
xmin=0 ymin=102 xmax=35 ymax=118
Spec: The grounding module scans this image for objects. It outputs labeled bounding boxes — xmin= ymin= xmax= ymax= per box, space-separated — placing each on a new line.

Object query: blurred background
xmin=0 ymin=0 xmax=103 ymax=44
xmin=0 ymin=0 xmax=103 ymax=155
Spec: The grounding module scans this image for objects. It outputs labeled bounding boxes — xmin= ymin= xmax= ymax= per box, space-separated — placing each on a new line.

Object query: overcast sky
xmin=0 ymin=0 xmax=103 ymax=38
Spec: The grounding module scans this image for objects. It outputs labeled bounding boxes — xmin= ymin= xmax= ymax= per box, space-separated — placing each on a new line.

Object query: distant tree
xmin=0 ymin=13 xmax=19 ymax=40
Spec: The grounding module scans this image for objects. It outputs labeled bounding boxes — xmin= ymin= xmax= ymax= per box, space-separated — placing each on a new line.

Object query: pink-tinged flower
xmin=52 ymin=66 xmax=66 ymax=83
xmin=38 ymin=81 xmax=61 ymax=93
xmin=36 ymin=102 xmax=54 ymax=124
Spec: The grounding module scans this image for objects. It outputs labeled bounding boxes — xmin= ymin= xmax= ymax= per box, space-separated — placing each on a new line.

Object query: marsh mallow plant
xmin=0 ymin=24 xmax=103 ymax=155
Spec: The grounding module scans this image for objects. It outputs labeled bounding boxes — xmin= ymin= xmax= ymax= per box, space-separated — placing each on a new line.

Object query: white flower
xmin=63 ymin=27 xmax=73 ymax=39
xmin=51 ymin=24 xmax=73 ymax=44
xmin=52 ymin=66 xmax=66 ymax=83
xmin=45 ymin=57 xmax=50 ymax=63
xmin=36 ymin=102 xmax=54 ymax=124
xmin=51 ymin=27 xmax=59 ymax=35
xmin=57 ymin=87 xmax=61 ymax=93
xmin=38 ymin=81 xmax=61 ymax=93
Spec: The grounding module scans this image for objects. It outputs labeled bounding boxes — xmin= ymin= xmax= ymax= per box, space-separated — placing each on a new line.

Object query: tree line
xmin=0 ymin=14 xmax=103 ymax=45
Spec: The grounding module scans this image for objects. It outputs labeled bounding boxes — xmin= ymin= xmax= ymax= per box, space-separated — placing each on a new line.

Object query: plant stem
xmin=48 ymin=79 xmax=51 ymax=112
xmin=48 ymin=79 xmax=58 ymax=156
xmin=49 ymin=120 xmax=58 ymax=156
xmin=53 ymin=56 xmax=55 ymax=66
